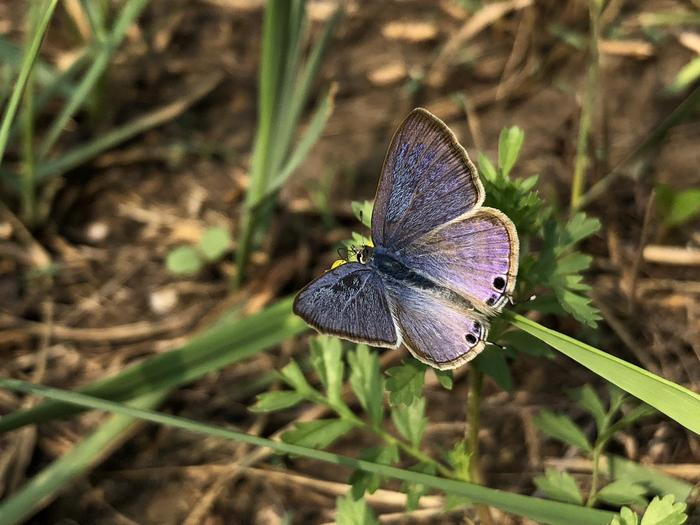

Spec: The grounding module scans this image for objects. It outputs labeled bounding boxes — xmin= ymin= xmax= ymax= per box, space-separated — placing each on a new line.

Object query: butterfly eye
xmin=493 ymin=276 xmax=506 ymax=291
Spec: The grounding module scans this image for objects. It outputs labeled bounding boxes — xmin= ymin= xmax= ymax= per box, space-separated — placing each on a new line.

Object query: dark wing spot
xmin=465 ymin=334 xmax=477 ymax=345
xmin=493 ymin=276 xmax=506 ymax=290
xmin=486 ymin=295 xmax=497 ymax=306
xmin=472 ymin=321 xmax=482 ymax=335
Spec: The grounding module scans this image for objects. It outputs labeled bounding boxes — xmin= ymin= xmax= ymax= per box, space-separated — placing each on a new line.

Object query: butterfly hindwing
xmin=398 ymin=207 xmax=519 ymax=311
xmin=383 ymin=279 xmax=490 ymax=370
xmin=293 ymin=263 xmax=398 ymax=347
xmin=372 ymin=108 xmax=484 ymax=250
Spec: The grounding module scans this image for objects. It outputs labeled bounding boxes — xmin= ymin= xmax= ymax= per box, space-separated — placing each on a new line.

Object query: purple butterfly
xmin=294 ymin=108 xmax=519 ymax=369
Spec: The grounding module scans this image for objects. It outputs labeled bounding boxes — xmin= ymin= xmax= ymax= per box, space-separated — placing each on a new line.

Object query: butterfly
xmin=293 ymin=108 xmax=519 ymax=370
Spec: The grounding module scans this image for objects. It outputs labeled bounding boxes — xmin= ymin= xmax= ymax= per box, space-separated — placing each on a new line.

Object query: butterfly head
xmin=355 ymin=245 xmax=374 ymax=265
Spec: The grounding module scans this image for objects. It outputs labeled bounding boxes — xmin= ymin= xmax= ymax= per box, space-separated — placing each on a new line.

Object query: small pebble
xmin=150 ymin=288 xmax=178 ymax=314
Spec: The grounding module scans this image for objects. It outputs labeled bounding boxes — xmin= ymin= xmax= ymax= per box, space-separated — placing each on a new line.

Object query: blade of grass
xmin=0 ymin=296 xmax=307 ymax=433
xmin=37 ymin=0 xmax=149 ymax=159
xmin=0 ymin=36 xmax=75 ymax=99
xmin=0 ymin=0 xmax=58 ymax=167
xmin=0 ymin=379 xmax=615 ymax=525
xmin=0 ymin=389 xmax=168 ymax=525
xmin=264 ymin=83 xmax=337 ymax=199
xmin=508 ymin=313 xmax=700 ymax=434
xmin=34 ymin=73 xmax=222 ymax=183
xmin=605 ymin=455 xmax=695 ymax=503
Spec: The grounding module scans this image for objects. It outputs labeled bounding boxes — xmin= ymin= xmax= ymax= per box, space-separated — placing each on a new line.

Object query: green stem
xmin=466 ymin=367 xmax=495 ymax=525
xmin=0 ymin=0 xmax=58 ymax=167
xmin=570 ymin=0 xmax=601 ymax=210
xmin=587 ymin=445 xmax=602 ymax=506
xmin=20 ymin=2 xmax=40 ymax=226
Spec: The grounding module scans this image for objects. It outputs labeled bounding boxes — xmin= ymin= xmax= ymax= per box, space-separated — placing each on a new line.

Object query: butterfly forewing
xmin=372 ymin=108 xmax=484 ymax=250
xmin=293 ymin=263 xmax=398 ymax=347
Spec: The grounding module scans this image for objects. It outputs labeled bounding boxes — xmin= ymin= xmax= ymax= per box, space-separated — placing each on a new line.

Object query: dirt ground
xmin=0 ymin=0 xmax=699 ymax=524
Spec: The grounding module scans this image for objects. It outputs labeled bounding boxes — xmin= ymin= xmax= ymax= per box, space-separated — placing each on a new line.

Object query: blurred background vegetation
xmin=0 ymin=0 xmax=698 ymax=523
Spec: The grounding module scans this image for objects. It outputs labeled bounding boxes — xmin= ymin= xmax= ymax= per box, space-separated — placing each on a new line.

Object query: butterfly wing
xmin=293 ymin=262 xmax=398 ymax=347
xmin=372 ymin=108 xmax=484 ymax=250
xmin=398 ymin=207 xmax=519 ymax=311
xmin=383 ymin=279 xmax=490 ymax=370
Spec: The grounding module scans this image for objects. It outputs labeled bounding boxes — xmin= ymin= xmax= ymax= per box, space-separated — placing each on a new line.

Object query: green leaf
xmin=500 ymin=330 xmax=553 ymax=358
xmin=434 ymin=369 xmax=453 ymax=390
xmin=611 ymin=507 xmax=639 ymax=525
xmin=640 ymin=495 xmax=687 ymax=525
xmin=391 ymin=397 xmax=426 ymax=448
xmin=474 ymin=348 xmax=512 ymax=391
xmin=596 ymin=480 xmax=647 ymax=507
xmin=510 ymin=313 xmax=700 ymax=436
xmin=281 ymin=419 xmax=354 ymax=449
xmin=198 ymin=226 xmax=231 ymax=262
xmin=498 ymin=126 xmax=525 ymax=177
xmin=165 ymin=245 xmax=203 ymax=276
xmin=445 ymin=440 xmax=471 ymax=481
xmin=568 ymin=385 xmax=607 ymax=432
xmin=533 ymin=410 xmax=592 ymax=452
xmin=310 ymin=335 xmax=345 ymax=407
xmin=385 ymin=361 xmax=425 ymax=406
xmin=279 ymin=360 xmax=314 ymax=395
xmin=563 ymin=213 xmax=601 ymax=248
xmin=0 ymin=378 xmax=618 ymax=525
xmin=656 ymin=184 xmax=700 ymax=227
xmin=348 ymin=345 xmax=384 ymax=427
xmin=351 ymin=200 xmax=373 ymax=229
xmin=607 ymin=455 xmax=693 ymax=503
xmin=250 ymin=390 xmax=305 ymax=412
xmin=349 ymin=445 xmax=399 ymax=497
xmin=534 ymin=469 xmax=583 ymax=505
xmin=477 ymin=152 xmax=498 ymax=183
xmin=336 ymin=493 xmax=379 ymax=525
xmin=668 ymin=56 xmax=700 ymax=95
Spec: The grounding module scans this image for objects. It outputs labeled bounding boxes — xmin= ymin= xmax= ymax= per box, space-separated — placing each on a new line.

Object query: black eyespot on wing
xmin=493 ymin=276 xmax=506 ymax=290
xmin=465 ymin=333 xmax=477 ymax=345
xmin=486 ymin=295 xmax=497 ymax=306
xmin=472 ymin=321 xmax=481 ymax=334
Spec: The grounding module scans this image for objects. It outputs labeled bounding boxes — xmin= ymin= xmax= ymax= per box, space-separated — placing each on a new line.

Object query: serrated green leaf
xmin=534 ymin=469 xmax=583 ymax=505
xmin=250 ymin=390 xmax=304 ymax=412
xmin=474 ymin=348 xmax=512 ymax=391
xmin=349 ymin=445 xmax=399 ymax=497
xmin=348 ymin=344 xmax=384 ymax=427
xmin=611 ymin=507 xmax=639 ymax=525
xmin=498 ymin=126 xmax=525 ymax=177
xmin=640 ymin=495 xmax=687 ymax=525
xmin=310 ymin=335 xmax=345 ymax=407
xmin=166 ymin=245 xmax=203 ymax=276
xmin=351 ymin=200 xmax=373 ymax=228
xmin=280 ymin=360 xmax=314 ymax=394
xmin=563 ymin=213 xmax=601 ymax=248
xmin=391 ymin=397 xmax=426 ymax=448
xmin=281 ymin=419 xmax=354 ymax=449
xmin=533 ymin=410 xmax=592 ymax=452
xmin=567 ymin=385 xmax=606 ymax=432
xmin=385 ymin=361 xmax=425 ymax=406
xmin=198 ymin=226 xmax=232 ymax=262
xmin=445 ymin=440 xmax=471 ymax=481
xmin=434 ymin=369 xmax=453 ymax=390
xmin=336 ymin=493 xmax=379 ymax=525
xmin=596 ymin=480 xmax=647 ymax=507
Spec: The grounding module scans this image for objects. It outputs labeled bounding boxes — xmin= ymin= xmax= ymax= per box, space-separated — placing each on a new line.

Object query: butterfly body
xmin=294 ymin=108 xmax=519 ymax=370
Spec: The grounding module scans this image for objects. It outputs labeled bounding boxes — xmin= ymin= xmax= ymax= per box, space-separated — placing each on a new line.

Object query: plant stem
xmin=466 ymin=367 xmax=495 ymax=525
xmin=570 ymin=0 xmax=601 ymax=210
xmin=0 ymin=0 xmax=58 ymax=167
xmin=20 ymin=2 xmax=39 ymax=226
xmin=587 ymin=445 xmax=602 ymax=506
